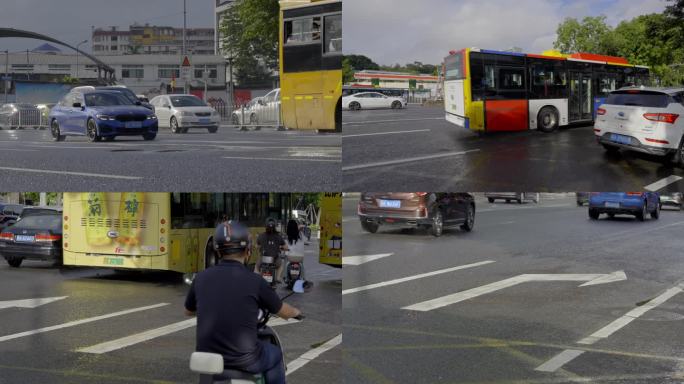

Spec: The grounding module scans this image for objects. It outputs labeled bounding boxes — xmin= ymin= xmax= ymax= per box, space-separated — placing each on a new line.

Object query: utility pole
xmin=76 ymin=40 xmax=88 ymax=80
xmin=183 ymin=0 xmax=188 ymax=94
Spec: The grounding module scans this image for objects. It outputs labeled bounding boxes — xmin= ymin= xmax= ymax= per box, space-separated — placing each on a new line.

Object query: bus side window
xmin=324 ymin=14 xmax=341 ymax=54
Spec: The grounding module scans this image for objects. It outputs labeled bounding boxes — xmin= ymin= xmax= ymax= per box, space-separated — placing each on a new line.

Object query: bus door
xmin=568 ymin=71 xmax=593 ymax=122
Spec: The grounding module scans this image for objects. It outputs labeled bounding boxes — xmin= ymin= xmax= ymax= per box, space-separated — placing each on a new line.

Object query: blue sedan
xmin=588 ymin=192 xmax=660 ymax=221
xmin=49 ymin=90 xmax=158 ymax=142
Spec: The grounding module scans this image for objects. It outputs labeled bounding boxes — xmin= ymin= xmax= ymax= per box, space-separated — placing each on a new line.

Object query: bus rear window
xmin=445 ymin=52 xmax=465 ymax=81
xmin=605 ymin=91 xmax=670 ymax=108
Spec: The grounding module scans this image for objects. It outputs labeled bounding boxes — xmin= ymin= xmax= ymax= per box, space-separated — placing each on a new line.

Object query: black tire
xmin=170 ymin=117 xmax=181 ymax=133
xmin=636 ymin=203 xmax=646 ymax=221
xmin=589 ymin=209 xmax=600 ymax=220
xmin=6 ymin=257 xmax=22 ymax=268
xmin=231 ymin=114 xmax=239 ymax=126
xmin=487 ymin=197 xmax=494 ymax=203
xmin=460 ymin=204 xmax=475 ymax=232
xmin=208 ymin=126 xmax=218 ymax=133
xmin=430 ymin=210 xmax=443 ymax=237
xmin=251 ymin=114 xmax=261 ymax=130
xmin=537 ymin=106 xmax=559 ymax=133
xmin=391 ymin=101 xmax=402 ymax=109
xmin=86 ymin=119 xmax=101 ymax=142
xmin=360 ymin=221 xmax=378 ymax=234
xmin=142 ymin=133 xmax=156 ymax=141
xmin=602 ymin=143 xmax=620 ymax=154
xmin=349 ymin=102 xmax=361 ymax=111
xmin=651 ymin=202 xmax=660 ymax=220
xmin=517 ymin=199 xmax=523 ymax=204
xmin=50 ymin=119 xmax=65 ymax=142
xmin=673 ymin=136 xmax=684 ymax=167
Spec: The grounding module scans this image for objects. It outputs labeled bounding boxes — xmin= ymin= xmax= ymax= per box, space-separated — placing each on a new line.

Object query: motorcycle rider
xmin=185 ymin=220 xmax=301 ymax=384
xmin=255 ymin=218 xmax=289 ymax=284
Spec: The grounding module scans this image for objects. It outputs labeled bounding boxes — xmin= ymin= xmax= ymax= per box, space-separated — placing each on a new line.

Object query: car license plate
xmin=605 ymin=202 xmax=620 ymax=209
xmin=610 ymin=133 xmax=631 ymax=145
xmin=124 ymin=121 xmax=142 ymax=129
xmin=199 ymin=118 xmax=210 ymax=124
xmin=378 ymin=199 xmax=401 ymax=208
xmin=290 ymin=270 xmax=300 ymax=277
xmin=103 ymin=257 xmax=124 ymax=266
xmin=15 ymin=235 xmax=34 ymax=242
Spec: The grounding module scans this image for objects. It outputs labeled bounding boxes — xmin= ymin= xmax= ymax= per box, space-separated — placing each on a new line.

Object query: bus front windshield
xmin=445 ymin=52 xmax=465 ymax=81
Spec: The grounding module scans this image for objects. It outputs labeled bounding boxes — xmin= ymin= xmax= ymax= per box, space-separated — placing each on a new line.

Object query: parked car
xmin=49 ymin=90 xmax=158 ymax=142
xmin=0 ymin=211 xmax=63 ymax=267
xmin=231 ymin=97 xmax=263 ymax=126
xmin=595 ymin=87 xmax=684 ymax=165
xmin=588 ymin=192 xmax=660 ymax=221
xmin=251 ymin=88 xmax=281 ymax=129
xmin=576 ymin=192 xmax=591 ymax=206
xmin=659 ymin=192 xmax=682 ymax=210
xmin=149 ymin=94 xmax=220 ymax=133
xmin=485 ymin=192 xmax=539 ymax=204
xmin=357 ymin=192 xmax=475 ymax=237
xmin=342 ymin=92 xmax=407 ymax=110
xmin=0 ymin=203 xmax=23 ymax=230
xmin=0 ymin=103 xmax=42 ymax=129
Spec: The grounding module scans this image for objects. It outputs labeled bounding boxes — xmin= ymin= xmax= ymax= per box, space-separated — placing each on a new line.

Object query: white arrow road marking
xmin=535 ymin=349 xmax=585 ymax=372
xmin=286 ymin=334 xmax=342 ymax=376
xmin=0 ymin=296 xmax=68 ymax=310
xmin=343 ymin=261 xmax=496 ymax=295
xmin=77 ymin=316 xmax=300 ymax=354
xmin=0 ymin=303 xmax=169 ymax=343
xmin=403 ymin=271 xmax=627 ymax=312
xmin=644 ymin=175 xmax=683 ymax=191
xmin=342 ymin=253 xmax=394 ymax=266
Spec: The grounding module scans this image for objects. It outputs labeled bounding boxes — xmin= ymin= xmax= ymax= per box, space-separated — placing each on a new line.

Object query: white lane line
xmin=343 ymin=261 xmax=496 ymax=295
xmin=0 ymin=148 xmax=38 ymax=152
xmin=0 ymin=303 xmax=169 ymax=343
xmin=343 ymin=117 xmax=444 ymax=125
xmin=223 ymin=156 xmax=341 ymax=162
xmin=342 ymin=149 xmax=480 ymax=172
xmin=535 ymin=349 xmax=586 ymax=372
xmin=342 ymin=129 xmax=431 ymax=138
xmin=644 ymin=175 xmax=683 ymax=191
xmin=77 ymin=316 xmax=300 ymax=354
xmin=342 ymin=253 xmax=394 ymax=266
xmin=577 ymin=287 xmax=682 ymax=345
xmin=286 ymin=334 xmax=342 ymax=376
xmin=0 ymin=166 xmax=142 ymax=180
xmin=0 ymin=296 xmax=68 ymax=309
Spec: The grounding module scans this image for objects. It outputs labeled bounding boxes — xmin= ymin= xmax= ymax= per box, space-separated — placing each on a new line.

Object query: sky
xmin=343 ymin=0 xmax=670 ymax=66
xmin=0 ymin=0 xmax=215 ymax=53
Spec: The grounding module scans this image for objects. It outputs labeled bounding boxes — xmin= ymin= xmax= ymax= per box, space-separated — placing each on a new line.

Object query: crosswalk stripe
xmin=286 ymin=334 xmax=342 ymax=375
xmin=0 ymin=303 xmax=169 ymax=343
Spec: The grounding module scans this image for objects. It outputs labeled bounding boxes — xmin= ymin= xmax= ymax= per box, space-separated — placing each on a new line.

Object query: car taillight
xmin=0 ymin=232 xmax=14 ymax=241
xmin=643 ymin=113 xmax=679 ymax=124
xmin=597 ymin=108 xmax=606 ymax=115
xmin=35 ymin=233 xmax=61 ymax=242
xmin=626 ymin=192 xmax=643 ymax=196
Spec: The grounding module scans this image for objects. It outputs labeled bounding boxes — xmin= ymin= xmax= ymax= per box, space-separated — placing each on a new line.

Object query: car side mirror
xmin=258 ymin=99 xmax=265 ymax=106
xmin=72 ymin=102 xmax=81 ymax=108
xmin=135 ymin=101 xmax=142 ymax=105
xmin=167 ymin=105 xmax=172 ymax=109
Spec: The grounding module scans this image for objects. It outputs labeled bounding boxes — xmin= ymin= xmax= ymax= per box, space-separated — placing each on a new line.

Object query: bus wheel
xmin=204 ymin=240 xmax=218 ymax=269
xmin=537 ymin=106 xmax=559 ymax=133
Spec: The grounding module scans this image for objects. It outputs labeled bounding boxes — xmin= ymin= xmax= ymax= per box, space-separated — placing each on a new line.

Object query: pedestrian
xmin=286 ymin=219 xmax=300 ymax=246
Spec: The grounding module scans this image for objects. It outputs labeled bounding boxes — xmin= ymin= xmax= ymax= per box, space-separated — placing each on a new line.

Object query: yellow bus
xmin=319 ymin=192 xmax=341 ymax=267
xmin=279 ymin=0 xmax=342 ymax=132
xmin=62 ymin=193 xmax=294 ymax=279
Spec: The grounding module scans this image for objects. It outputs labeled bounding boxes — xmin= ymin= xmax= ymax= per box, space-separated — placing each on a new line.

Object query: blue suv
xmin=49 ymin=90 xmax=158 ymax=142
xmin=588 ymin=192 xmax=660 ymax=221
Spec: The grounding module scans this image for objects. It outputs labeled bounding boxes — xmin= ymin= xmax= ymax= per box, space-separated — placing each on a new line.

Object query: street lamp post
xmin=76 ymin=39 xmax=88 ymax=80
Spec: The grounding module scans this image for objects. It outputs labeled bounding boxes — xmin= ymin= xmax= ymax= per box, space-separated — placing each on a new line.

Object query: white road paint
xmin=0 ymin=166 xmax=141 ymax=180
xmin=342 ymin=149 xmax=480 ymax=172
xmin=286 ymin=334 xmax=342 ymax=376
xmin=0 ymin=296 xmax=67 ymax=310
xmin=342 ymin=129 xmax=431 ymax=138
xmin=77 ymin=316 xmax=300 ymax=354
xmin=644 ymin=175 xmax=683 ymax=191
xmin=343 ymin=261 xmax=496 ymax=295
xmin=342 ymin=253 xmax=394 ymax=266
xmin=0 ymin=303 xmax=169 ymax=343
xmin=222 ymin=157 xmax=340 ymax=162
xmin=578 ymin=287 xmax=682 ymax=345
xmin=343 ymin=117 xmax=444 ymax=126
xmin=403 ymin=271 xmax=627 ymax=311
xmin=535 ymin=349 xmax=586 ymax=372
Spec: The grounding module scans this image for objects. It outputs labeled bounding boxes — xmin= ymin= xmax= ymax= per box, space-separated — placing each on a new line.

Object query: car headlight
xmin=96 ymin=114 xmax=116 ymax=121
xmin=146 ymin=114 xmax=157 ymax=120
xmin=181 ymin=111 xmax=194 ymax=116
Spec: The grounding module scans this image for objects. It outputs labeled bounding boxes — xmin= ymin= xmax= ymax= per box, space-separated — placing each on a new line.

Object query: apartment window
xmin=111 ymin=36 xmax=118 ymax=42
xmin=11 ymin=64 xmax=34 ymax=71
xmin=158 ymin=64 xmax=180 ymax=78
xmin=48 ymin=64 xmax=71 ymax=71
xmin=122 ymin=64 xmax=144 ymax=79
xmin=194 ymin=65 xmax=217 ymax=79
xmin=111 ymin=45 xmax=118 ymax=51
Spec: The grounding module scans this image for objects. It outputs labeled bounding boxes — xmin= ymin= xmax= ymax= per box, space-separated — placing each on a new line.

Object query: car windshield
xmin=84 ymin=92 xmax=135 ymax=107
xmin=170 ymin=96 xmax=206 ymax=107
xmin=605 ymin=91 xmax=671 ymax=108
xmin=100 ymin=88 xmax=139 ymax=104
xmin=12 ymin=214 xmax=61 ymax=231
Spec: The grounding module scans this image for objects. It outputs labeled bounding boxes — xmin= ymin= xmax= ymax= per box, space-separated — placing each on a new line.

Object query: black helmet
xmin=213 ymin=220 xmax=250 ymax=256
xmin=265 ymin=218 xmax=277 ymax=233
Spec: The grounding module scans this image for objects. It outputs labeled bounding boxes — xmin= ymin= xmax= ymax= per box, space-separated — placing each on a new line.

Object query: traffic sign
xmin=181 ymin=55 xmax=191 ymax=67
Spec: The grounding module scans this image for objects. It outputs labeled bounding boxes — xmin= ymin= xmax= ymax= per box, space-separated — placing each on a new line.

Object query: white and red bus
xmin=444 ymin=48 xmax=650 ymax=133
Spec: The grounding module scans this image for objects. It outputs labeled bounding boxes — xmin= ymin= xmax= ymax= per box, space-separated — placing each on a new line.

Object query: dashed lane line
xmin=342 ymin=149 xmax=480 ymax=172
xmin=342 ymin=117 xmax=444 ymax=126
xmin=342 ymin=129 xmax=431 ymax=138
xmin=222 ymin=156 xmax=341 ymax=162
xmin=342 ymin=253 xmax=394 ymax=266
xmin=0 ymin=166 xmax=142 ymax=180
xmin=286 ymin=334 xmax=342 ymax=376
xmin=535 ymin=349 xmax=585 ymax=372
xmin=644 ymin=175 xmax=683 ymax=191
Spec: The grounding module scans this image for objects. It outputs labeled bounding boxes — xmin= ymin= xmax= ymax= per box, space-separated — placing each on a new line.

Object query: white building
xmin=352 ymin=70 xmax=440 ymax=98
xmin=214 ymin=0 xmax=237 ymax=56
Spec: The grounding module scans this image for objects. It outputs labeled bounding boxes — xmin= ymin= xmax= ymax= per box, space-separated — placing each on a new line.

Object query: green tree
xmin=342 ymin=57 xmax=355 ymax=84
xmin=343 ymin=55 xmax=380 ymax=71
xmin=219 ymin=0 xmax=279 ymax=87
xmin=554 ymin=16 xmax=613 ymax=54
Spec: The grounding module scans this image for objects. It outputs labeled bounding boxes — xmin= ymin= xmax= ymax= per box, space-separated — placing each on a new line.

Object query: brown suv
xmin=357 ymin=193 xmax=475 ymax=237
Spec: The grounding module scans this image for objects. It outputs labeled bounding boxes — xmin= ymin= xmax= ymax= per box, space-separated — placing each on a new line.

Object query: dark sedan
xmin=0 ymin=213 xmax=62 ymax=267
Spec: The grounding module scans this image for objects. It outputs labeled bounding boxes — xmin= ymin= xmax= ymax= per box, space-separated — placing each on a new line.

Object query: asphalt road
xmin=342 ymin=106 xmax=684 ymax=192
xmin=0 ymin=127 xmax=341 ymax=191
xmin=343 ymin=194 xmax=684 ymax=383
xmin=0 ymin=238 xmax=341 ymax=384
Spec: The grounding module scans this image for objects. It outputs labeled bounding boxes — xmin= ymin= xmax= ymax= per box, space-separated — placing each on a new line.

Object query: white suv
xmin=595 ymin=87 xmax=684 ymax=165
